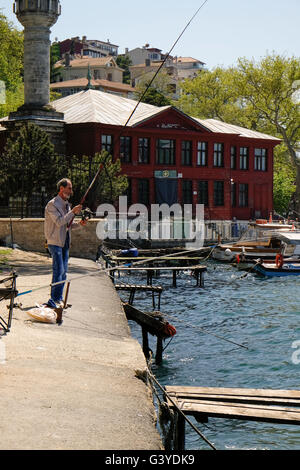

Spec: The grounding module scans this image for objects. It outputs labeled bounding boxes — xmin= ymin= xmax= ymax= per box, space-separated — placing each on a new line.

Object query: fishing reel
xmin=81 ymin=207 xmax=94 ymax=222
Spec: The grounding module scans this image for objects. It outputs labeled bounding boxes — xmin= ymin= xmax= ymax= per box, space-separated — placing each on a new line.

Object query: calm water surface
xmin=118 ymin=260 xmax=300 ymax=450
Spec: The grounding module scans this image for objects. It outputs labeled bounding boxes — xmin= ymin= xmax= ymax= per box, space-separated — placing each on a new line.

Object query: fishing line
xmin=106 ymin=265 xmax=249 ymax=350
xmin=79 ymin=0 xmax=210 ymax=203
xmin=103 ymin=244 xmax=216 ymax=271
xmin=121 ymin=0 xmax=210 ymax=129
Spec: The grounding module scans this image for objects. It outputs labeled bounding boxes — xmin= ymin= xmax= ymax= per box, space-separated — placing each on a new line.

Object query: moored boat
xmin=252 ymin=232 xmax=300 ymax=277
xmin=253 ymin=260 xmax=300 ymax=277
xmin=212 ymin=220 xmax=297 ymax=263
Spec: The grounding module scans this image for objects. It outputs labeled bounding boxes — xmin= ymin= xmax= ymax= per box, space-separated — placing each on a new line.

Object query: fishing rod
xmin=16 ymin=246 xmax=210 ymax=298
xmin=75 ymin=1 xmax=210 ymax=206
xmin=16 ymin=270 xmax=101 ymax=298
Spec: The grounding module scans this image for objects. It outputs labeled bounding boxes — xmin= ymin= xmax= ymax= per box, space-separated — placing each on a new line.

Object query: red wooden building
xmin=1 ymin=90 xmax=281 ymax=220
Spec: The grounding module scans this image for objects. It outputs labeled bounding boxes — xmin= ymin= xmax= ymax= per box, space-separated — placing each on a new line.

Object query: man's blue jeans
xmin=47 ymin=232 xmax=69 ymax=307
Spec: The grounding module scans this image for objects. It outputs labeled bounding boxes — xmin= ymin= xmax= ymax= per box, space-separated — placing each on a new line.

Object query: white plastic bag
xmin=27 ymin=304 xmax=57 ymax=324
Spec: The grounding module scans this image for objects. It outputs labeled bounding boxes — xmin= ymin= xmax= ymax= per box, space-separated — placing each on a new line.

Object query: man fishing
xmin=44 ymin=178 xmax=87 ymax=308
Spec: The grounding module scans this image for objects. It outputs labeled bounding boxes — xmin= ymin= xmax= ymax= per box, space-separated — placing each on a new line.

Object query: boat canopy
xmin=276 ymin=232 xmax=300 ymax=244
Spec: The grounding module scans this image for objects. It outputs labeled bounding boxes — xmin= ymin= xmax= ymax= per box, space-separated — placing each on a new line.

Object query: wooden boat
xmin=252 ymin=232 xmax=300 ymax=277
xmin=253 ymin=260 xmax=300 ymax=277
xmin=212 ymin=220 xmax=297 ymax=263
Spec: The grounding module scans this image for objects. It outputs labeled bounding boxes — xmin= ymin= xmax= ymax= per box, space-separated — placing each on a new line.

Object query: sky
xmin=1 ymin=0 xmax=299 ymax=69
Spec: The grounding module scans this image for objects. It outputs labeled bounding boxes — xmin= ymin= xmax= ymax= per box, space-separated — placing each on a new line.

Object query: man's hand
xmin=80 ymin=219 xmax=88 ymax=226
xmin=72 ymin=204 xmax=82 ymax=215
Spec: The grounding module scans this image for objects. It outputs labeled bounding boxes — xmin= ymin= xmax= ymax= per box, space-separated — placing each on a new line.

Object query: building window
xmin=120 ymin=136 xmax=132 ymax=163
xmin=156 ymin=139 xmax=175 ymax=165
xmin=198 ymin=180 xmax=208 ymax=206
xmin=239 ymin=147 xmax=249 ymax=170
xmin=239 ymin=183 xmax=248 ymax=207
xmin=101 ymin=134 xmax=113 ymax=155
xmin=231 ymin=146 xmax=236 ymax=169
xmin=255 ymin=148 xmax=268 ymax=171
xmin=197 ymin=142 xmax=208 ymax=166
xmin=138 ymin=179 xmax=150 ymax=206
xmin=181 ymin=140 xmax=192 ymax=166
xmin=231 ymin=182 xmax=237 ymax=207
xmin=182 ymin=180 xmax=193 ymax=205
xmin=214 ymin=181 xmax=224 ymax=206
xmin=138 ymin=138 xmax=150 ymax=164
xmin=213 ymin=143 xmax=224 ymax=167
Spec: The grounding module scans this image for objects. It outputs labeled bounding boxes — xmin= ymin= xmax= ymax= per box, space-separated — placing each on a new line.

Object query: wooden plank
xmin=112 ymin=256 xmax=203 ymax=260
xmin=115 ymin=284 xmax=163 ymax=292
xmin=165 ymin=386 xmax=300 ymax=399
xmin=123 ymin=303 xmax=171 ymax=338
xmin=166 ymin=393 xmax=300 ymax=407
xmin=173 ymin=399 xmax=300 ymax=414
xmin=111 ymin=265 xmax=207 ymax=271
xmin=173 ymin=401 xmax=300 ymax=425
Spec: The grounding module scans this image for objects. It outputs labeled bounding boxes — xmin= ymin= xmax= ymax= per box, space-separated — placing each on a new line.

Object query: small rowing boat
xmin=252 ymin=232 xmax=300 ymax=277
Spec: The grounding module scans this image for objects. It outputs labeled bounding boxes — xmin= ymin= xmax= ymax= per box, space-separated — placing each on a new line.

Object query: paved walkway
xmin=0 ymin=249 xmax=163 ymax=450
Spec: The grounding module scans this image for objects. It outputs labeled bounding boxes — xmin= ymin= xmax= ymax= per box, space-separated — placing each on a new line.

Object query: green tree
xmin=0 ymin=13 xmax=24 ymax=117
xmin=0 ymin=84 xmax=24 ymax=118
xmin=236 ymin=54 xmax=300 ymax=214
xmin=134 ymin=70 xmax=173 ymax=106
xmin=136 ymin=86 xmax=172 ymax=106
xmin=176 ymin=67 xmax=244 ymax=123
xmin=0 ymin=13 xmax=23 ymax=91
xmin=0 ymin=123 xmax=63 ymax=216
xmin=273 ymin=144 xmax=296 ymax=215
xmin=116 ymin=55 xmax=132 ymax=84
xmin=68 ymin=151 xmax=128 ymax=210
xmin=177 ymin=53 xmax=300 ymax=213
xmin=50 ymin=42 xmax=62 ymax=83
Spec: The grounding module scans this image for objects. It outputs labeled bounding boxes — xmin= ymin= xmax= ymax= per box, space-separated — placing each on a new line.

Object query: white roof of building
xmin=0 ymin=89 xmax=281 ymax=141
xmin=195 ymin=118 xmax=281 ymax=141
xmin=51 ymin=89 xmax=172 ymax=127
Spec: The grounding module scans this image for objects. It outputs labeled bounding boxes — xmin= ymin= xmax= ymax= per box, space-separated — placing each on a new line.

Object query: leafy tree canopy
xmin=0 ymin=123 xmax=63 ymax=216
xmin=134 ymin=70 xmax=173 ymax=106
xmin=0 ymin=13 xmax=23 ymax=91
xmin=67 ymin=151 xmax=128 ymax=210
xmin=0 ymin=13 xmax=24 ymax=117
xmin=116 ymin=55 xmax=132 ymax=84
xmin=177 ymin=53 xmax=300 ymax=213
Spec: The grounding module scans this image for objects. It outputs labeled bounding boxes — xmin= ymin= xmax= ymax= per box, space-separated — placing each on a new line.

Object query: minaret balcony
xmin=13 ymin=0 xmax=61 ymax=16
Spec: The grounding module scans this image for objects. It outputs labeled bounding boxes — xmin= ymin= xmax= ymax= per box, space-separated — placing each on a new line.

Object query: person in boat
xmin=44 ymin=178 xmax=87 ymax=309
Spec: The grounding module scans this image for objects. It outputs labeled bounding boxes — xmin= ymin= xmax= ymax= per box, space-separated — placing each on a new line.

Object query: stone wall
xmin=0 ymin=218 xmax=103 ymax=260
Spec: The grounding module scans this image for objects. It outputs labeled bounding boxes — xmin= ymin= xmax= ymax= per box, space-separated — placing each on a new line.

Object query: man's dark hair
xmin=57 ymin=178 xmax=71 ymax=191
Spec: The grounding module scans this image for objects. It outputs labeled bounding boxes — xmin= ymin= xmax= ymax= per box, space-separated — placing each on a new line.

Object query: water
xmin=117 ymin=260 xmax=300 ymax=450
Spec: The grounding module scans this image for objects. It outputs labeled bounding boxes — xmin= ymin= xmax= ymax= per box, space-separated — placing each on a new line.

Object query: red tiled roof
xmin=54 ymin=56 xmax=123 ymax=70
xmin=50 ymin=78 xmax=135 ymax=92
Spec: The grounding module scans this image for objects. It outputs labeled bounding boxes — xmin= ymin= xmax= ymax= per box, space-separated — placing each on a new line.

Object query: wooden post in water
xmin=174 ymin=411 xmax=185 ymax=450
xmin=156 ymin=337 xmax=163 ymax=365
xmin=172 ymin=270 xmax=177 ymax=287
xmin=142 ymin=327 xmax=150 ymax=360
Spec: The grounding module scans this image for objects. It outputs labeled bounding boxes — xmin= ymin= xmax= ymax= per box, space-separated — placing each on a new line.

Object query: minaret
xmin=14 ymin=0 xmax=61 ymax=109
xmin=6 ymin=0 xmax=65 ymax=154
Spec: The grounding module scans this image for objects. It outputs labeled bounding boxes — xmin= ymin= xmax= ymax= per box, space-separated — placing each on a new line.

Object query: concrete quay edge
xmin=0 ymin=249 xmax=163 ymax=450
